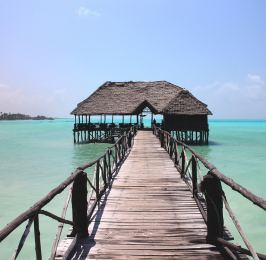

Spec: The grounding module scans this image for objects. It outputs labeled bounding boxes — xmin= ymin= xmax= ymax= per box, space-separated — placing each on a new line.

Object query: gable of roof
xmin=162 ymin=89 xmax=212 ymax=115
xmin=71 ymin=81 xmax=183 ymax=115
xmin=70 ymin=81 xmax=212 ymax=116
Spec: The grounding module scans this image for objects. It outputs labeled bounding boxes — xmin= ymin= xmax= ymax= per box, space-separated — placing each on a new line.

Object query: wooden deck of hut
xmin=55 ymin=131 xmax=248 ymax=259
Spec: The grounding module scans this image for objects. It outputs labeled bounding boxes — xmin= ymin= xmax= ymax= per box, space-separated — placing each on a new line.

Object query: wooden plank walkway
xmin=56 ymin=131 xmax=247 ymax=259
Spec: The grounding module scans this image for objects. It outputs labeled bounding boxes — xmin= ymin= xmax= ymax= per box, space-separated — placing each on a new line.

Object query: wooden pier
xmin=55 ymin=131 xmax=247 ymax=259
xmin=2 ymin=126 xmax=266 ymax=260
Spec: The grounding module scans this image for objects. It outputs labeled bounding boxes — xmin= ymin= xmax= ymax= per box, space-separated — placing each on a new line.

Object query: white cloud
xmin=76 ymin=7 xmax=100 ymax=17
xmin=192 ymin=75 xmax=266 ymax=100
xmin=193 ymin=81 xmax=219 ymax=92
xmin=54 ymin=89 xmax=66 ymax=95
xmin=247 ymin=74 xmax=264 ymax=85
xmin=0 ymin=85 xmax=67 ymax=116
xmin=0 ymin=83 xmax=10 ymax=89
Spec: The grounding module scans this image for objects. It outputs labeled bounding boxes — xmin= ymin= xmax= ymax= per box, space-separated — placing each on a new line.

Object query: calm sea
xmin=0 ymin=119 xmax=265 ymax=258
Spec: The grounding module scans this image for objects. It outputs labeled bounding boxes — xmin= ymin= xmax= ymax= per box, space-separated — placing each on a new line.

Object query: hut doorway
xmin=139 ymin=107 xmax=153 ymax=129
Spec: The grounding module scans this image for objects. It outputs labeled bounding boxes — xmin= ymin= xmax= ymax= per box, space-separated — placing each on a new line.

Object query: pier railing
xmin=0 ymin=125 xmax=138 ymax=260
xmin=153 ymin=125 xmax=266 ymax=260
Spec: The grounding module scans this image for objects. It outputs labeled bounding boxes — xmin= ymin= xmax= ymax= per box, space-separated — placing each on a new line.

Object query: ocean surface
xmin=0 ymin=119 xmax=265 ymax=259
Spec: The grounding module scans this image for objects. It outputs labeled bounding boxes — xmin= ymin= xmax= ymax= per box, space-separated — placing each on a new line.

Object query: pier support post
xmin=70 ymin=172 xmax=88 ymax=238
xmin=204 ymin=173 xmax=223 ymax=244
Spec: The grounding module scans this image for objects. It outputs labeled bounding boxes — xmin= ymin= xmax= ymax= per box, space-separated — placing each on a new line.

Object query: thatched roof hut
xmin=71 ymin=81 xmax=212 ymax=143
xmin=70 ymin=81 xmax=212 ymax=116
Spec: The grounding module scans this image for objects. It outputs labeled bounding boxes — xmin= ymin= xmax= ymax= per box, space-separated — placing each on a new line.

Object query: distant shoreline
xmin=0 ymin=113 xmax=54 ymax=121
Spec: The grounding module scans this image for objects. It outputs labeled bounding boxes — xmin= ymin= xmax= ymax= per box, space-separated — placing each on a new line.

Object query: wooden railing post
xmin=160 ymin=131 xmax=164 ymax=148
xmin=96 ymin=161 xmax=99 ymax=200
xmin=108 ymin=149 xmax=111 ymax=179
xmin=34 ymin=214 xmax=42 ymax=260
xmin=169 ymin=137 xmax=173 ymax=158
xmin=103 ymin=156 xmax=107 ymax=185
xmin=192 ymin=156 xmax=197 ymax=197
xmin=174 ymin=141 xmax=178 ymax=165
xmin=181 ymin=149 xmax=185 ymax=175
xmin=128 ymin=131 xmax=132 ymax=148
xmin=71 ymin=172 xmax=88 ymax=238
xmin=115 ymin=144 xmax=118 ymax=167
xmin=204 ymin=173 xmax=224 ymax=244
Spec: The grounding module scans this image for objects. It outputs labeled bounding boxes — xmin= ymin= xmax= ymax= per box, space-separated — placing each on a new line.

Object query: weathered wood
xmin=0 ymin=168 xmax=83 ymax=242
xmin=96 ymin=161 xmax=99 ymax=200
xmin=160 ymin=130 xmax=164 ymax=147
xmin=11 ymin=217 xmax=34 ymax=260
xmin=61 ymin=233 xmax=81 ymax=260
xmin=192 ymin=155 xmax=197 ymax=197
xmin=154 ymin=126 xmax=266 ymax=212
xmin=215 ymin=237 xmax=266 ymax=260
xmin=181 ymin=150 xmax=185 ymax=175
xmin=222 ymin=194 xmax=259 ymax=260
xmin=56 ymin=131 xmax=239 ymax=259
xmin=49 ymin=183 xmax=73 ymax=260
xmin=204 ymin=173 xmax=224 ymax=244
xmin=70 ymin=172 xmax=88 ymax=238
xmin=34 ymin=214 xmax=42 ymax=260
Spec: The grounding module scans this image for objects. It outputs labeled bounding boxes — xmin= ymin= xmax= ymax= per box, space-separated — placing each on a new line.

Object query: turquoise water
xmin=0 ymin=119 xmax=265 ymax=258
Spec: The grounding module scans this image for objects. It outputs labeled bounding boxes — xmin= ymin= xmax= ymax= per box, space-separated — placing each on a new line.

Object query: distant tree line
xmin=0 ymin=112 xmax=53 ymax=120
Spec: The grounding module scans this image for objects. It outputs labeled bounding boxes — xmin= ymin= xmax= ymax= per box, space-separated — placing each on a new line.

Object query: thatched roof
xmin=70 ymin=81 xmax=212 ymax=115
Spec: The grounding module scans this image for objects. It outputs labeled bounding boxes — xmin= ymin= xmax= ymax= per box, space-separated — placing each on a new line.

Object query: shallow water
xmin=0 ymin=119 xmax=265 ymax=258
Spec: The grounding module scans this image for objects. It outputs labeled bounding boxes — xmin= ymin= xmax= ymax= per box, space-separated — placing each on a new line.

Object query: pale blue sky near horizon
xmin=1 ymin=0 xmax=266 ymax=119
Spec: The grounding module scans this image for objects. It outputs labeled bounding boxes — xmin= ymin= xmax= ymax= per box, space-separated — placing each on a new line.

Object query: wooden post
xmin=160 ymin=131 xmax=164 ymax=148
xmin=174 ymin=142 xmax=178 ymax=165
xmin=108 ymin=149 xmax=111 ymax=179
xmin=169 ymin=137 xmax=173 ymax=158
xmin=128 ymin=131 xmax=132 ymax=148
xmin=103 ymin=156 xmax=107 ymax=185
xmin=34 ymin=214 xmax=42 ymax=260
xmin=96 ymin=161 xmax=99 ymax=200
xmin=115 ymin=144 xmax=117 ymax=167
xmin=71 ymin=172 xmax=88 ymax=238
xmin=166 ymin=134 xmax=169 ymax=152
xmin=111 ymin=129 xmax=114 ymax=143
xmin=192 ymin=156 xmax=197 ymax=197
xmin=204 ymin=173 xmax=224 ymax=244
xmin=181 ymin=150 xmax=185 ymax=175
xmin=119 ymin=140 xmax=121 ymax=161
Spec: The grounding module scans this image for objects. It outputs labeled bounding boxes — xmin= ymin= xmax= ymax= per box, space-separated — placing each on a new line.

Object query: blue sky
xmin=0 ymin=0 xmax=266 ymax=118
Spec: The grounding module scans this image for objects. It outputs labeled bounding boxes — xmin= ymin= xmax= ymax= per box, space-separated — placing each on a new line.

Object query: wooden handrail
xmin=153 ymin=125 xmax=266 ymax=211
xmin=0 ymin=124 xmax=138 ymax=259
xmin=152 ymin=125 xmax=266 ymax=259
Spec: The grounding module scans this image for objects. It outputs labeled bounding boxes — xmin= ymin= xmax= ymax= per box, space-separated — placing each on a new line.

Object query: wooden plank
xmin=56 ymin=131 xmax=244 ymax=259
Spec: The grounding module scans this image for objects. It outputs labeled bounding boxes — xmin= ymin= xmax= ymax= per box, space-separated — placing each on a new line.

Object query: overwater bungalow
xmin=70 ymin=81 xmax=212 ymax=144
